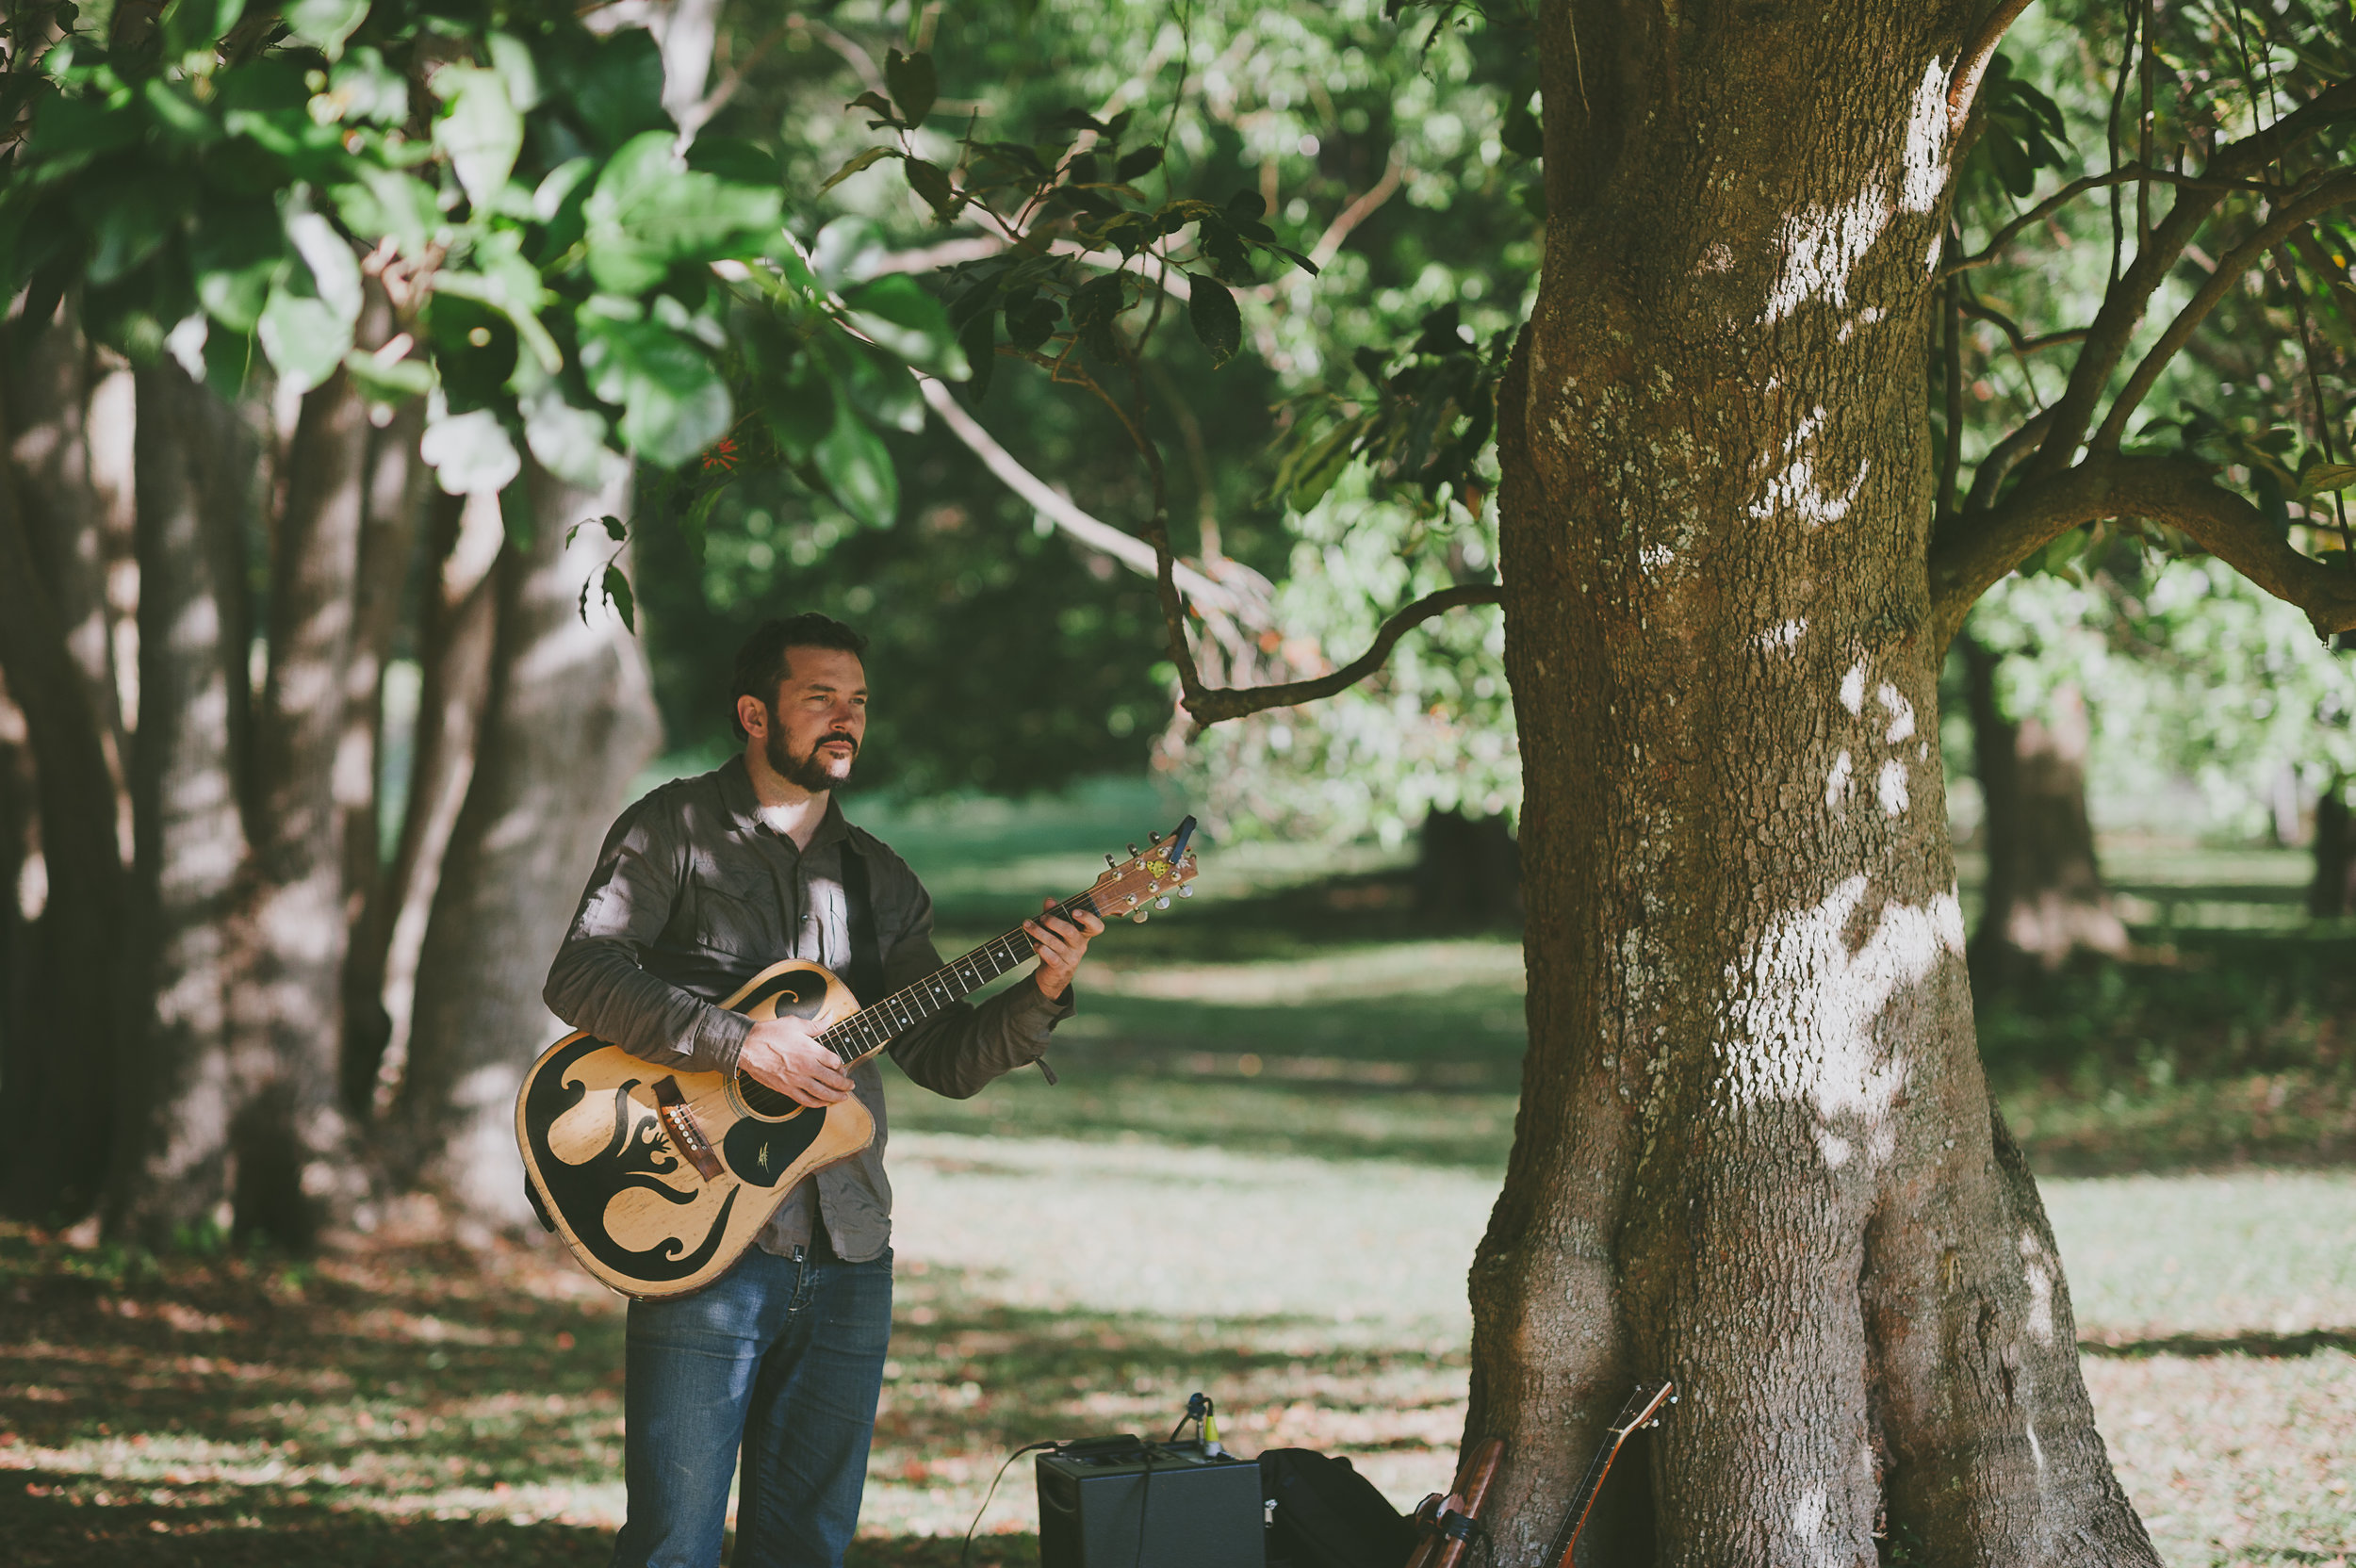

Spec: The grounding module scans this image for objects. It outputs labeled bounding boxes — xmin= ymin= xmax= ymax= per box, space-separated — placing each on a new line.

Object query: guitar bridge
xmin=652 ymin=1077 xmax=724 ymax=1182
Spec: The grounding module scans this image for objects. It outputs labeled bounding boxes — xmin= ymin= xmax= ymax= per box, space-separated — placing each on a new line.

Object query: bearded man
xmin=544 ymin=613 xmax=1101 ymax=1568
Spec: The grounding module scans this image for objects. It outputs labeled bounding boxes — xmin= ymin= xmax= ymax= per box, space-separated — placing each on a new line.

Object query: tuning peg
xmin=1149 ymin=830 xmax=1162 ymax=843
xmin=1127 ymin=843 xmax=1139 ymax=856
xmin=1155 ymin=896 xmax=1170 ymax=909
xmin=1177 ymin=886 xmax=1192 ymax=898
xmin=1105 ymin=853 xmax=1119 ymax=868
xmin=1130 ymin=909 xmax=1150 ymax=923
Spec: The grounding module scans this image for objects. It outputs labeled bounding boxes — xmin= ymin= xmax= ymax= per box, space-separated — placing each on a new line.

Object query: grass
xmin=5 ymin=787 xmax=2352 ymax=1565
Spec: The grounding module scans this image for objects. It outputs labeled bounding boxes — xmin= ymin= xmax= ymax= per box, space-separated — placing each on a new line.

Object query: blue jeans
xmin=611 ymin=1243 xmax=893 ymax=1568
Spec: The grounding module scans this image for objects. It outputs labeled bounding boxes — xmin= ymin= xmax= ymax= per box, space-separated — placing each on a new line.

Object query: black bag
xmin=1260 ymin=1448 xmax=1417 ymax=1568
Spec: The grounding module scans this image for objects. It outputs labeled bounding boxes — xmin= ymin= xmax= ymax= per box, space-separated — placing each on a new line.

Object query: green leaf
xmin=434 ymin=66 xmax=524 ymax=212
xmin=819 ymin=146 xmax=895 ymax=194
xmin=686 ymin=138 xmax=779 ymax=185
xmin=341 ymin=345 xmax=434 ymax=402
xmin=957 ymin=310 xmax=995 ymax=404
xmin=1005 ymin=294 xmax=1059 ymax=353
xmin=2300 ymin=463 xmax=2356 ymax=496
xmin=583 ymin=130 xmax=785 ymax=294
xmin=555 ymin=26 xmax=670 ymax=152
xmin=901 ymin=157 xmax=960 ymax=222
xmin=812 ymin=405 xmax=897 ymax=529
xmin=284 ymin=0 xmax=369 ymax=60
xmin=601 ymin=564 xmax=637 ymax=632
xmin=1186 ymin=273 xmax=1241 ymax=368
xmin=523 ymin=387 xmax=618 ymax=489
xmin=847 ymin=91 xmax=901 ymax=126
xmin=765 ymin=359 xmax=837 ymax=461
xmin=843 ymin=273 xmax=967 ymax=378
xmin=419 ymin=405 xmax=523 ymax=494
xmin=191 ymin=204 xmax=283 ymax=332
xmin=1115 ymin=144 xmax=1164 ymax=182
xmin=330 ymin=165 xmax=438 ymax=257
xmin=885 ymin=49 xmax=937 ymax=125
xmin=580 ymin=315 xmax=732 ymax=466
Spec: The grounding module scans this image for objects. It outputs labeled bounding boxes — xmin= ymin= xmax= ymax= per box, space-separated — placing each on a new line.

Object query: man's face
xmin=754 ymin=646 xmax=868 ymax=792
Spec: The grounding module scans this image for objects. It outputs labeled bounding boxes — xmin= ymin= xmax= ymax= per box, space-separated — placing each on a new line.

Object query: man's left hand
xmin=1025 ymin=897 xmax=1105 ymax=1001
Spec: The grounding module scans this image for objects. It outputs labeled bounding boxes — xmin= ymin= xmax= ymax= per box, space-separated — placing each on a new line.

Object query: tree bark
xmin=221 ymin=366 xmax=371 ymax=1248
xmin=107 ymin=365 xmax=254 ymax=1247
xmin=1469 ymin=8 xmax=2158 ymax=1565
xmin=390 ymin=462 xmax=660 ymax=1226
xmin=0 ymin=318 xmax=130 ymax=1225
xmin=1958 ymin=640 xmax=2129 ymax=988
xmin=335 ymin=401 xmax=429 ymax=1119
xmin=0 ymin=679 xmax=32 ymax=1143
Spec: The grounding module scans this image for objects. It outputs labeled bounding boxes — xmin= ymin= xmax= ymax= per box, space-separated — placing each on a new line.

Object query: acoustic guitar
xmin=1545 ymin=1380 xmax=1675 ymax=1568
xmin=515 ymin=818 xmax=1200 ymax=1298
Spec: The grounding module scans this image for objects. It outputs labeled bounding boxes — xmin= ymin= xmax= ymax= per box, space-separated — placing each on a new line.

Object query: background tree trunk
xmin=221 ymin=368 xmax=370 ymax=1248
xmin=1415 ymin=808 xmax=1522 ymax=926
xmin=2312 ymin=779 xmax=2355 ymax=919
xmin=335 ymin=401 xmax=429 ymax=1119
xmin=1959 ymin=638 xmax=2130 ymax=989
xmin=0 ymin=680 xmax=32 ymax=1137
xmin=0 ymin=318 xmax=130 ymax=1224
xmin=1469 ymin=8 xmax=2157 ymax=1565
xmin=390 ymin=463 xmax=660 ymax=1226
xmin=345 ymin=490 xmax=499 ymax=1119
xmin=108 ymin=365 xmax=254 ymax=1246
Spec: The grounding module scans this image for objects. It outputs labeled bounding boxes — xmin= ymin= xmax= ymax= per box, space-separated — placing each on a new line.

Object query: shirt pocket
xmin=681 ymin=862 xmax=782 ymax=961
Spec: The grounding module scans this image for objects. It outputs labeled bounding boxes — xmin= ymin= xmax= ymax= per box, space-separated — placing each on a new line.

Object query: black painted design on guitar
xmin=520 ymin=1035 xmax=741 ymax=1283
xmin=737 ymin=968 xmax=828 ymax=1021
xmin=722 ymin=1110 xmax=827 ymax=1187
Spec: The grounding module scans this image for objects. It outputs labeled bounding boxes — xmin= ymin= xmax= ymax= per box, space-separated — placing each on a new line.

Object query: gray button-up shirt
xmin=543 ymin=756 xmax=1072 ymax=1263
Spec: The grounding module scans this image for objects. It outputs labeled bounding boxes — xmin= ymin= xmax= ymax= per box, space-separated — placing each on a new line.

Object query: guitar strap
xmin=840 ymin=842 xmax=886 ymax=1007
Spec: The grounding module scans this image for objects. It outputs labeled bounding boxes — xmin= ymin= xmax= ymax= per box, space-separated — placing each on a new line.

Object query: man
xmin=544 ymin=613 xmax=1103 ymax=1568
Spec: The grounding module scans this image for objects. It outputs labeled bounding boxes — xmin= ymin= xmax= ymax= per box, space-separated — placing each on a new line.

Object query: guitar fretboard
xmin=816 ymin=893 xmax=1104 ymax=1062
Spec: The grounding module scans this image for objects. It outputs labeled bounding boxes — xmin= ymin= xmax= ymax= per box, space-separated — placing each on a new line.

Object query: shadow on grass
xmin=1 ymin=1222 xmax=1455 ymax=1563
xmin=2080 ymin=1326 xmax=2356 ymax=1360
xmin=0 ymin=1478 xmax=1039 ymax=1567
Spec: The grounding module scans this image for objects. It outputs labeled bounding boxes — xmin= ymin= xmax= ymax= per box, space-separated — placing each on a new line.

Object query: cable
xmin=959 ymin=1439 xmax=1060 ymax=1568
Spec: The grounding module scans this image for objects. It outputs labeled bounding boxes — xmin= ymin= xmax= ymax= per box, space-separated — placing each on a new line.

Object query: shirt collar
xmin=716 ymin=753 xmax=852 ymax=852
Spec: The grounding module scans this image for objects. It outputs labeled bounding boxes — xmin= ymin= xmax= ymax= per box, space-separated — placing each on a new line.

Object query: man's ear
xmin=737 ymin=694 xmax=768 ymax=737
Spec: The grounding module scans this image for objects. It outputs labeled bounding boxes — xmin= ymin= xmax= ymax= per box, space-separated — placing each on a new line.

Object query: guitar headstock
xmin=1088 ymin=815 xmax=1201 ymax=923
xmin=1609 ymin=1380 xmax=1675 ymax=1436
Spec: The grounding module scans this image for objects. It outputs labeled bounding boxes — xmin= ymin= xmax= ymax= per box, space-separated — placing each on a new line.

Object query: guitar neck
xmin=816 ymin=890 xmax=1106 ymax=1063
xmin=1544 ymin=1381 xmax=1673 ymax=1568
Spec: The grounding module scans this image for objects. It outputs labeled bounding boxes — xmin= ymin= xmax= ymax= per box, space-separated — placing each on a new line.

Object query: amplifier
xmin=1036 ymin=1441 xmax=1266 ymax=1568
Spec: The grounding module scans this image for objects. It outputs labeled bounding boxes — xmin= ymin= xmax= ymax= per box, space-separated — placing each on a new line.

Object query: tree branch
xmin=1959 ymin=300 xmax=2088 ymax=355
xmin=2025 ymin=79 xmax=2356 ymax=482
xmin=1307 ymin=144 xmax=1407 ymax=270
xmin=2089 ymin=173 xmax=2356 ymax=452
xmin=1947 ymin=0 xmax=2038 ymax=135
xmin=912 ymin=373 xmax=1266 ymax=623
xmin=1179 ymin=583 xmax=1505 ymax=726
xmin=1929 ymin=453 xmax=2356 ymax=651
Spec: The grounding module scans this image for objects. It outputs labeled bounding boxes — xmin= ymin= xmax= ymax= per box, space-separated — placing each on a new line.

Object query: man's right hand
xmin=739 ymin=1015 xmax=856 ymax=1106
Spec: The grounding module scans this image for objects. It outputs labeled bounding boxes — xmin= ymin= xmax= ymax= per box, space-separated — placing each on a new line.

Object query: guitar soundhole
xmin=740 ymin=1078 xmax=801 ymax=1119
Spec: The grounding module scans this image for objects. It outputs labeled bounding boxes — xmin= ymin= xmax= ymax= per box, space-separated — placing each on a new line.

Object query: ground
xmin=3 ymin=785 xmax=2350 ymax=1566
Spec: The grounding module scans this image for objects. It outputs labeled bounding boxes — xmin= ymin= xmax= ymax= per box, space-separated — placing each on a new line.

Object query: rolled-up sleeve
xmin=543 ymin=800 xmax=753 ymax=1076
xmin=881 ymin=875 xmax=1073 ymax=1099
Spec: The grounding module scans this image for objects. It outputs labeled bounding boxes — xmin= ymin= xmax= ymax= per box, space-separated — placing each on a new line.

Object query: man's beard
xmin=765 ymin=719 xmax=857 ymax=792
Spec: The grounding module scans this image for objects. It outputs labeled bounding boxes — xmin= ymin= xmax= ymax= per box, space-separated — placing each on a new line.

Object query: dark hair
xmin=729 ymin=614 xmax=869 ymax=740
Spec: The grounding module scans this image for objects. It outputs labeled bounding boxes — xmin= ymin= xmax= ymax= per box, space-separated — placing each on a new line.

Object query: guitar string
xmin=810 ymin=858 xmax=1188 ymax=1066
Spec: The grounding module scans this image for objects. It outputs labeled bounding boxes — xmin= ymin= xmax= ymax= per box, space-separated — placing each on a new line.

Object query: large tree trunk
xmin=0 ymin=680 xmax=33 ymax=1135
xmin=1470 ymin=9 xmax=2158 ymax=1566
xmin=1958 ymin=638 xmax=2128 ymax=988
xmin=106 ymin=366 xmax=256 ymax=1247
xmin=389 ymin=463 xmax=660 ymax=1226
xmin=0 ymin=317 xmax=130 ymax=1224
xmin=221 ymin=367 xmax=371 ymax=1248
xmin=335 ymin=401 xmax=429 ymax=1119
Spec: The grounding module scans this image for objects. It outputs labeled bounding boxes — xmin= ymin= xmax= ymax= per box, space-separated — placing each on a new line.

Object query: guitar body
xmin=515 ymin=957 xmax=876 ymax=1299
